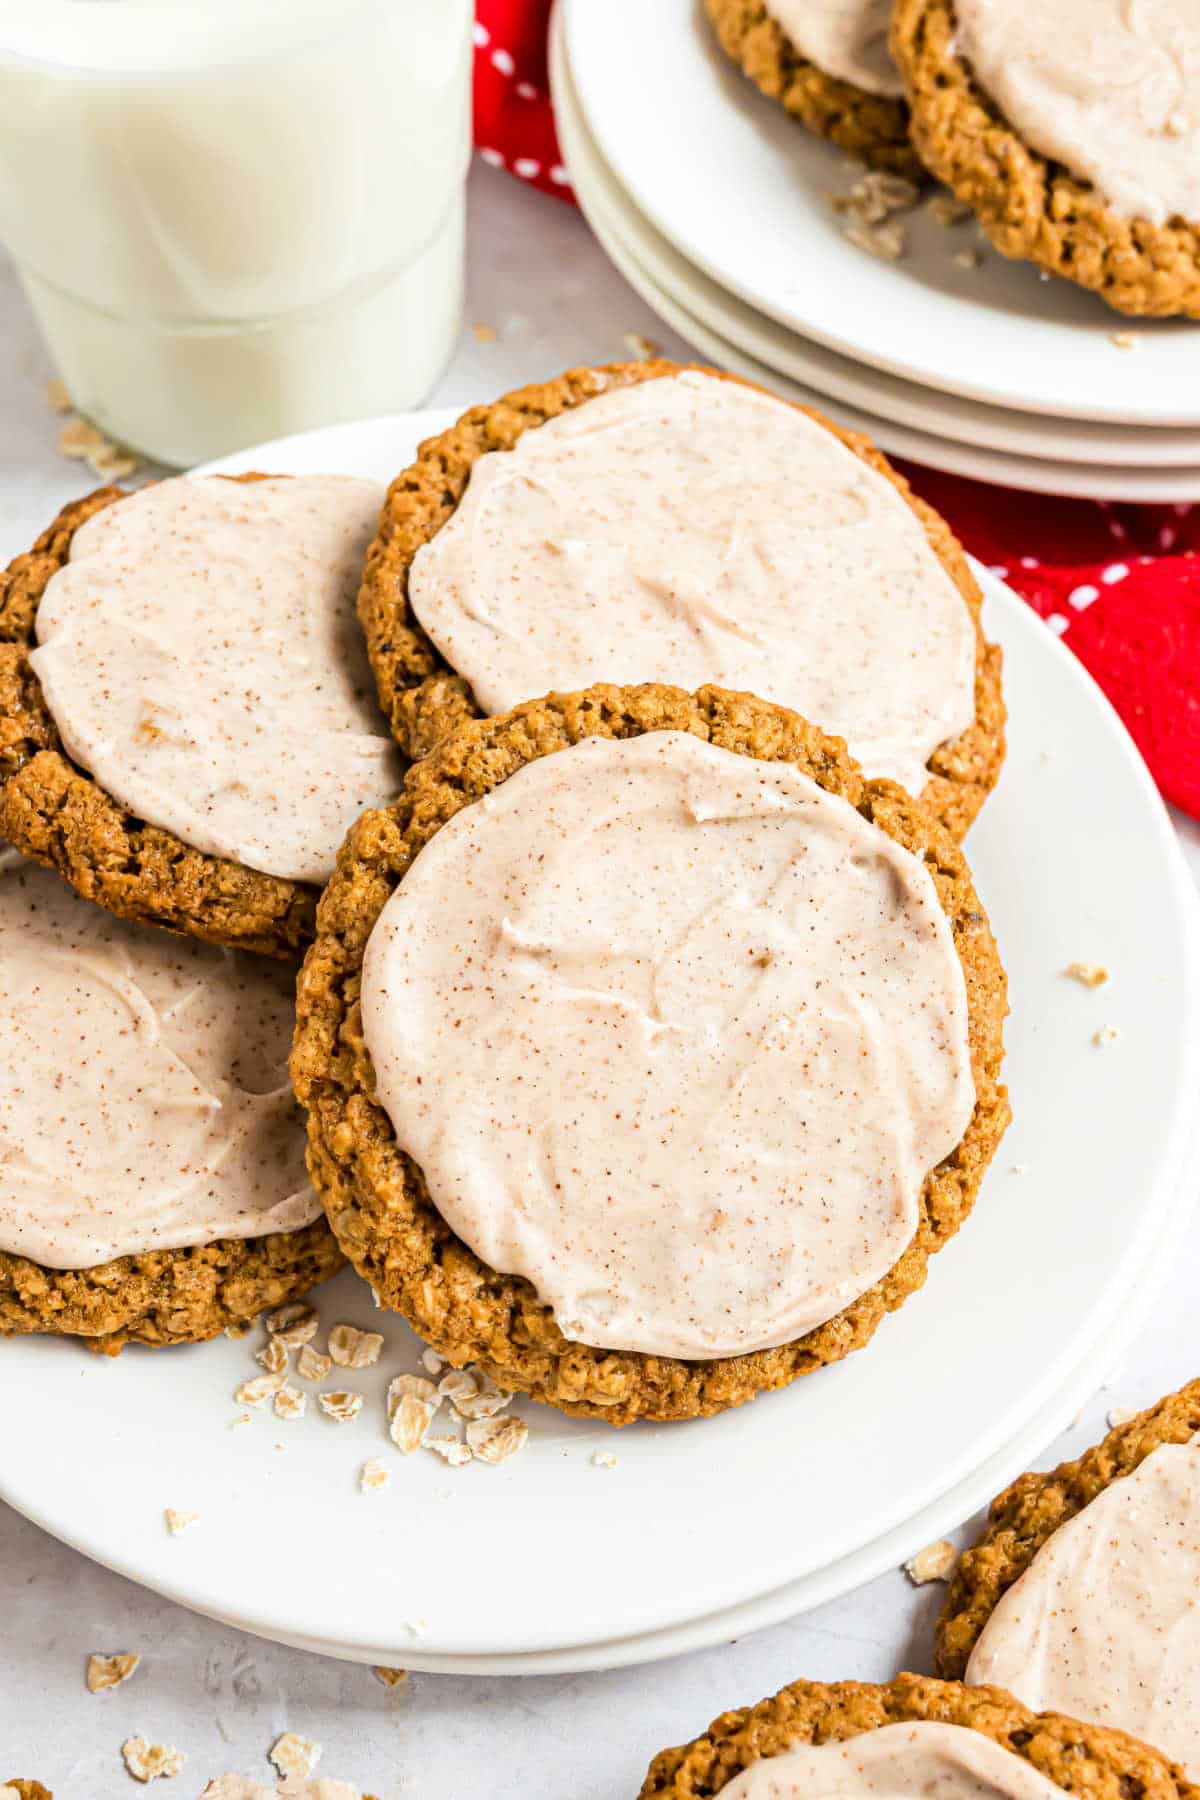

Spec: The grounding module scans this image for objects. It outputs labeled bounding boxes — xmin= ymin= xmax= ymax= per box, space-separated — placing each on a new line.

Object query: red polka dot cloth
xmin=474 ymin=0 xmax=1200 ymax=819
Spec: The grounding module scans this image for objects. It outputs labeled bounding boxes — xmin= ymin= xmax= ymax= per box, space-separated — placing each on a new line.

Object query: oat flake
xmin=373 ymin=1666 xmax=407 ymax=1687
xmin=266 ymin=1304 xmax=319 ymax=1347
xmin=296 ymin=1344 xmax=332 ymax=1382
xmin=257 ymin=1338 xmax=289 ymax=1376
xmin=328 ymin=1324 xmax=384 ymax=1369
xmin=466 ymin=1416 xmax=528 ymax=1465
xmin=164 ymin=1509 xmax=199 ymax=1536
xmin=122 ymin=1735 xmax=185 ymax=1782
xmin=360 ymin=1458 xmax=391 ymax=1492
xmin=87 ymin=1651 xmax=140 ymax=1692
xmin=269 ymin=1733 xmax=321 ymax=1781
xmin=424 ymin=1434 xmax=472 ymax=1468
xmin=1065 ymin=961 xmax=1109 ymax=987
xmin=273 ymin=1384 xmax=306 ymax=1421
xmin=904 ymin=1539 xmax=957 ymax=1584
xmin=236 ymin=1373 xmax=284 ymax=1407
xmin=421 ymin=1348 xmax=445 ymax=1376
xmin=319 ymin=1390 xmax=364 ymax=1423
xmin=390 ymin=1392 xmax=435 ymax=1455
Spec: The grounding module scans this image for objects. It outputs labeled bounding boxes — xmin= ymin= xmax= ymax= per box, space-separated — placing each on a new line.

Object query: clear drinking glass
xmin=0 ymin=0 xmax=473 ymax=465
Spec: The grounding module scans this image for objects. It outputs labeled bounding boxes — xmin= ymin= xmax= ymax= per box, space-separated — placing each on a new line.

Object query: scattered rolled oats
xmin=391 ymin=1393 xmax=435 ymax=1455
xmin=273 ymin=1384 xmax=306 ymax=1421
xmin=623 ymin=331 xmax=661 ymax=360
xmin=87 ymin=1651 xmax=140 ymax=1692
xmin=46 ymin=377 xmax=72 ymax=412
xmin=841 ymin=219 xmax=905 ymax=262
xmin=928 ymin=193 xmax=971 ymax=227
xmin=257 ymin=1338 xmax=289 ymax=1376
xmin=374 ymin=1666 xmax=408 ymax=1687
xmin=471 ymin=320 xmax=497 ymax=343
xmin=466 ymin=1416 xmax=529 ymax=1465
xmin=360 ymin=1458 xmax=391 ymax=1492
xmin=236 ymin=1373 xmax=285 ymax=1407
xmin=1110 ymin=332 xmax=1139 ymax=351
xmin=421 ymin=1348 xmax=445 ymax=1377
xmin=591 ymin=1451 xmax=618 ymax=1470
xmin=58 ymin=417 xmax=107 ymax=459
xmin=1107 ymin=1405 xmax=1138 ymax=1428
xmin=833 ymin=170 xmax=920 ymax=225
xmin=424 ymin=1434 xmax=473 ymax=1468
xmin=296 ymin=1344 xmax=332 ymax=1383
xmin=164 ymin=1509 xmax=199 ymax=1536
xmin=266 ymin=1304 xmax=319 ymax=1347
xmin=328 ymin=1325 xmax=384 ymax=1369
xmin=1094 ymin=1024 xmax=1121 ymax=1047
xmin=1065 ymin=961 xmax=1109 ymax=987
xmin=121 ymin=1736 xmax=185 ymax=1782
xmin=269 ymin=1734 xmax=321 ymax=1781
xmin=904 ymin=1539 xmax=958 ymax=1584
xmin=439 ymin=1366 xmax=512 ymax=1421
xmin=318 ymin=1390 xmax=364 ymax=1423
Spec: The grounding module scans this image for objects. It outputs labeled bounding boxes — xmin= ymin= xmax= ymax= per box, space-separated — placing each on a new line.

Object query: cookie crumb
xmin=592 ymin=1451 xmax=618 ymax=1470
xmin=1093 ymin=1024 xmax=1120 ymax=1047
xmin=439 ymin=1366 xmax=512 ymax=1421
xmin=256 ymin=1338 xmax=289 ymax=1376
xmin=1107 ymin=1405 xmax=1138 ymax=1428
xmin=374 ymin=1666 xmax=407 ymax=1688
xmin=164 ymin=1509 xmax=199 ymax=1537
xmin=265 ymin=1304 xmax=319 ymax=1348
xmin=230 ymin=1412 xmax=252 ymax=1429
xmin=623 ymin=331 xmax=661 ymax=360
xmin=328 ymin=1325 xmax=384 ymax=1369
xmin=466 ymin=1416 xmax=529 ymax=1465
xmin=928 ymin=193 xmax=971 ymax=226
xmin=360 ymin=1457 xmax=391 ymax=1492
xmin=87 ymin=1652 xmax=140 ymax=1693
xmin=952 ymin=247 xmax=982 ymax=270
xmin=904 ymin=1539 xmax=958 ymax=1584
xmin=121 ymin=1736 xmax=185 ymax=1782
xmin=833 ymin=170 xmax=920 ymax=225
xmin=235 ymin=1373 xmax=284 ymax=1408
xmin=46 ymin=378 xmax=72 ymax=412
xmin=471 ymin=321 xmax=497 ymax=343
xmin=296 ymin=1344 xmax=332 ymax=1382
xmin=269 ymin=1734 xmax=321 ymax=1781
xmin=842 ymin=219 xmax=905 ymax=261
xmin=1110 ymin=332 xmax=1139 ymax=351
xmin=273 ymin=1384 xmax=306 ymax=1421
xmin=224 ymin=1318 xmax=255 ymax=1340
xmin=319 ymin=1390 xmax=364 ymax=1423
xmin=424 ymin=1434 xmax=473 ymax=1467
xmin=1065 ymin=961 xmax=1109 ymax=987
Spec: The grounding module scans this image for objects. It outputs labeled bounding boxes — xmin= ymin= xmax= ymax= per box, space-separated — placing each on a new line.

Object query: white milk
xmin=0 ymin=0 xmax=472 ymax=463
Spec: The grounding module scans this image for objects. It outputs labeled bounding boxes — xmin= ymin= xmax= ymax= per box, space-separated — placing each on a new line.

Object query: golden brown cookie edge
xmin=704 ymin=0 xmax=918 ymax=173
xmin=0 ymin=478 xmax=341 ymax=959
xmin=636 ymin=1671 xmax=1200 ymax=1799
xmin=356 ymin=360 xmax=1004 ymax=842
xmin=890 ymin=0 xmax=1200 ymax=319
xmin=291 ymin=681 xmax=1010 ymax=1426
xmin=936 ymin=1374 xmax=1200 ymax=1677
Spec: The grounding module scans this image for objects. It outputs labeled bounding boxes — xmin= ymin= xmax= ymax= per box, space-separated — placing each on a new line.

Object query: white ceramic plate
xmin=551 ymin=24 xmax=1200 ymax=473
xmin=573 ymin=171 xmax=1200 ymax=502
xmin=1 ymin=412 xmax=1197 ymax=1671
xmin=563 ymin=0 xmax=1200 ymax=428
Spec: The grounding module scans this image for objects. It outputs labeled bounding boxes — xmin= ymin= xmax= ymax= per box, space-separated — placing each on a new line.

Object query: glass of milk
xmin=0 ymin=0 xmax=473 ymax=465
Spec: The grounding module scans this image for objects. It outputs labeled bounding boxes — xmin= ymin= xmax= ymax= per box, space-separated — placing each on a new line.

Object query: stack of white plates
xmin=553 ymin=0 xmax=1200 ymax=502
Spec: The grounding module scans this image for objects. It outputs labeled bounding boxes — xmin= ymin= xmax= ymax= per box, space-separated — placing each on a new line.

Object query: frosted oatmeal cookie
xmin=936 ymin=1377 xmax=1200 ymax=1777
xmin=291 ymin=684 xmax=1009 ymax=1425
xmin=636 ymin=1672 xmax=1200 ymax=1799
xmin=358 ymin=362 xmax=1003 ymax=841
xmin=0 ymin=474 xmax=402 ymax=958
xmin=704 ymin=0 xmax=917 ymax=174
xmin=0 ymin=851 xmax=341 ymax=1350
xmin=891 ymin=0 xmax=1200 ymax=317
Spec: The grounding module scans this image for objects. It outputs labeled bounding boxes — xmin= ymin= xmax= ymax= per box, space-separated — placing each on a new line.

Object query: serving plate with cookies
xmin=560 ymin=0 xmax=1200 ymax=493
xmin=0 ymin=369 xmax=1196 ymax=1672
